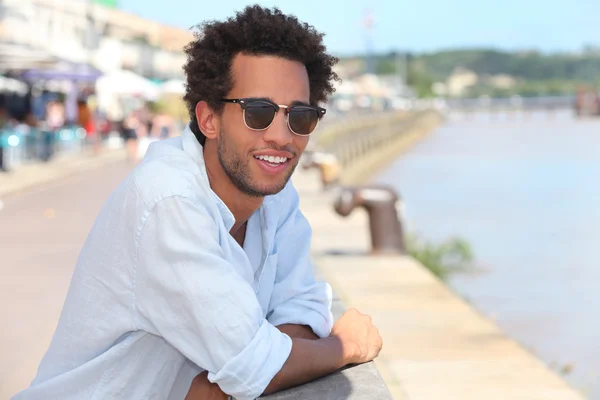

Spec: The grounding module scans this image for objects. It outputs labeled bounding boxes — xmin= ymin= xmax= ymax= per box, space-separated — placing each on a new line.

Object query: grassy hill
xmin=339 ymin=47 xmax=600 ymax=97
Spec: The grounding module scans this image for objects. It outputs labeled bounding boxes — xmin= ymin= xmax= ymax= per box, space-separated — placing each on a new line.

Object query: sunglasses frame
xmin=221 ymin=98 xmax=326 ymax=136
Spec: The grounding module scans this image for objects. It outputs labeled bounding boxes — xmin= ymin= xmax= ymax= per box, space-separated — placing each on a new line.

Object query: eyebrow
xmin=246 ymin=97 xmax=311 ymax=107
xmin=290 ymin=100 xmax=311 ymax=107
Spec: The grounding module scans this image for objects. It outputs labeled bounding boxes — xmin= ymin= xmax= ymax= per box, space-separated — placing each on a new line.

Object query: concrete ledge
xmin=260 ymin=362 xmax=392 ymax=400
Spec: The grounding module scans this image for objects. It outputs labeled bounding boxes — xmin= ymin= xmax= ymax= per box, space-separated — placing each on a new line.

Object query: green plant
xmin=406 ymin=234 xmax=474 ymax=280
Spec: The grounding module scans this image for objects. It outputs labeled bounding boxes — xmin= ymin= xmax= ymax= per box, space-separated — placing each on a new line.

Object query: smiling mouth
xmin=253 ymin=155 xmax=289 ymax=166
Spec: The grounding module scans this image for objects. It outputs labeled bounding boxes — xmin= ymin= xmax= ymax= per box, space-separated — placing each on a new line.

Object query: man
xmin=13 ymin=6 xmax=382 ymax=400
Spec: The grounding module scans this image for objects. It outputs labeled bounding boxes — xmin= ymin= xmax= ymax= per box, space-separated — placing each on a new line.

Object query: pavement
xmin=0 ymin=147 xmax=126 ymax=199
xmin=0 ymin=160 xmax=134 ymax=399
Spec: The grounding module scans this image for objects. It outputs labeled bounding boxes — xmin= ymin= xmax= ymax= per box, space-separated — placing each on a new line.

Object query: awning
xmin=95 ymin=69 xmax=159 ymax=99
xmin=20 ymin=60 xmax=103 ymax=82
xmin=0 ymin=43 xmax=57 ymax=72
xmin=160 ymin=79 xmax=186 ymax=95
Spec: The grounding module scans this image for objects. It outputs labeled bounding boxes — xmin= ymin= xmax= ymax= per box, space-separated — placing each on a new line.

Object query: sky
xmin=117 ymin=0 xmax=600 ymax=56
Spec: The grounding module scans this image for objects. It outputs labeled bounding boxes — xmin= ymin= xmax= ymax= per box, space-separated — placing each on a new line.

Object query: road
xmin=0 ymin=160 xmax=133 ymax=399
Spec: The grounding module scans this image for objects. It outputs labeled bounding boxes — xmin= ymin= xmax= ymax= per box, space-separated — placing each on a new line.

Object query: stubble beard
xmin=217 ymin=129 xmax=297 ymax=197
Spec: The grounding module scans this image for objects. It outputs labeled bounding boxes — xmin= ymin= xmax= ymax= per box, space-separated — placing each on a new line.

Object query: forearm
xmin=263 ymin=336 xmax=351 ymax=395
xmin=276 ymin=324 xmax=319 ymax=340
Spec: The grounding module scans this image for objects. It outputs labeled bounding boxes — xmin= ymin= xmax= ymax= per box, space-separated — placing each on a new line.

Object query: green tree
xmin=375 ymin=59 xmax=397 ymax=75
xmin=406 ymin=65 xmax=435 ymax=98
xmin=339 ymin=47 xmax=600 ymax=98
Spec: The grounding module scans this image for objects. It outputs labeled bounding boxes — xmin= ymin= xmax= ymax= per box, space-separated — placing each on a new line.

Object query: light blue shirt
xmin=13 ymin=127 xmax=333 ymax=400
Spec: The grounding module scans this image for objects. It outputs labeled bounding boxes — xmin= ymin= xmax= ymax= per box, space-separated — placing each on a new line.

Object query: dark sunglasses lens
xmin=288 ymin=108 xmax=319 ymax=135
xmin=244 ymin=102 xmax=276 ymax=130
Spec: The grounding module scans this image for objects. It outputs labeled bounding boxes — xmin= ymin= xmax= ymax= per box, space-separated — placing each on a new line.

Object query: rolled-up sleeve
xmin=134 ymin=195 xmax=292 ymax=400
xmin=267 ymin=186 xmax=334 ymax=338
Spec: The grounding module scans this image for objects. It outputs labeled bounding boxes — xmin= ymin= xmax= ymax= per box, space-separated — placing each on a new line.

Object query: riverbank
xmin=372 ymin=109 xmax=600 ymax=398
xmin=297 ymin=110 xmax=586 ymax=399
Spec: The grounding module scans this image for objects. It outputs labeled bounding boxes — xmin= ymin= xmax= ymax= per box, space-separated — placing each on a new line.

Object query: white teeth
xmin=254 ymin=155 xmax=288 ymax=164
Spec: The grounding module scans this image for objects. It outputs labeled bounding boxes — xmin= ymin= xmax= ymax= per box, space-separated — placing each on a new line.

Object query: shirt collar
xmin=181 ymin=125 xmax=237 ymax=231
xmin=181 ymin=124 xmax=206 ymax=169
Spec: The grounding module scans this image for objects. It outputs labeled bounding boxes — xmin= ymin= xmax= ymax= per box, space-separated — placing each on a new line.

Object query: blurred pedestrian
xmin=45 ymin=100 xmax=65 ymax=130
xmin=14 ymin=111 xmax=39 ymax=160
xmin=78 ymin=98 xmax=100 ymax=155
xmin=121 ymin=110 xmax=141 ymax=162
xmin=40 ymin=101 xmax=64 ymax=162
xmin=150 ymin=102 xmax=177 ymax=139
xmin=0 ymin=104 xmax=9 ymax=172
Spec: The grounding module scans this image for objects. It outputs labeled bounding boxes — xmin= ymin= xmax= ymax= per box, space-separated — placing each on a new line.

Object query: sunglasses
xmin=221 ymin=98 xmax=326 ymax=136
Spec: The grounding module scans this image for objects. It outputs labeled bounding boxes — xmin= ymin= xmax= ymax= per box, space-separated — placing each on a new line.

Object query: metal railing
xmin=314 ymin=110 xmax=436 ymax=168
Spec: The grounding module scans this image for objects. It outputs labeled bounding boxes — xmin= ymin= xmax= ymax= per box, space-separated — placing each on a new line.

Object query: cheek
xmin=221 ymin=111 xmax=251 ymax=139
xmin=221 ymin=123 xmax=253 ymax=154
xmin=294 ymin=136 xmax=310 ymax=154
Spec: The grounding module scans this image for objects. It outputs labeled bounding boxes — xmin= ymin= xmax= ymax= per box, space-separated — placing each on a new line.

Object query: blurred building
xmin=484 ymin=74 xmax=517 ymax=90
xmin=445 ymin=67 xmax=479 ymax=97
xmin=1 ymin=0 xmax=194 ymax=125
xmin=0 ymin=0 xmax=192 ymax=79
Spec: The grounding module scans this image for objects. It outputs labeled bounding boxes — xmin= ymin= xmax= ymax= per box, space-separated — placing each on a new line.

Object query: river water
xmin=374 ymin=110 xmax=600 ymax=399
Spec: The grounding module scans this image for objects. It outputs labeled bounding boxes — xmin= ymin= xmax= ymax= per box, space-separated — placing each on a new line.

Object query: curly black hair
xmin=183 ymin=5 xmax=339 ymax=144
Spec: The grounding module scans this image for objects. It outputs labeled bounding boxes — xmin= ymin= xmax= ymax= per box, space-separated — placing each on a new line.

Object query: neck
xmin=202 ymin=143 xmax=263 ymax=234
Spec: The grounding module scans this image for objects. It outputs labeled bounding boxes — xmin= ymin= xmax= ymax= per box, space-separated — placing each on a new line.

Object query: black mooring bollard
xmin=334 ymin=185 xmax=406 ymax=255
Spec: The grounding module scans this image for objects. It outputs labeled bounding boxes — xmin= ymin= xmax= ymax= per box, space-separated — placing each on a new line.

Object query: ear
xmin=195 ymin=101 xmax=219 ymax=140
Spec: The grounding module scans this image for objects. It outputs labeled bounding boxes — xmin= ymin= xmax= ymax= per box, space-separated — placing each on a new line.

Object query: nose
xmin=261 ymin=111 xmax=293 ymax=147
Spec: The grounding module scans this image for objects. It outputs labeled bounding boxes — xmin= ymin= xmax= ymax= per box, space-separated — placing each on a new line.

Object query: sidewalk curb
xmin=0 ymin=149 xmax=125 ymax=198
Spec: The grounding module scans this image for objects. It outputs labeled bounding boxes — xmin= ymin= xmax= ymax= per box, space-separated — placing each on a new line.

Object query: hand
xmin=330 ymin=308 xmax=383 ymax=365
xmin=185 ymin=371 xmax=228 ymax=400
